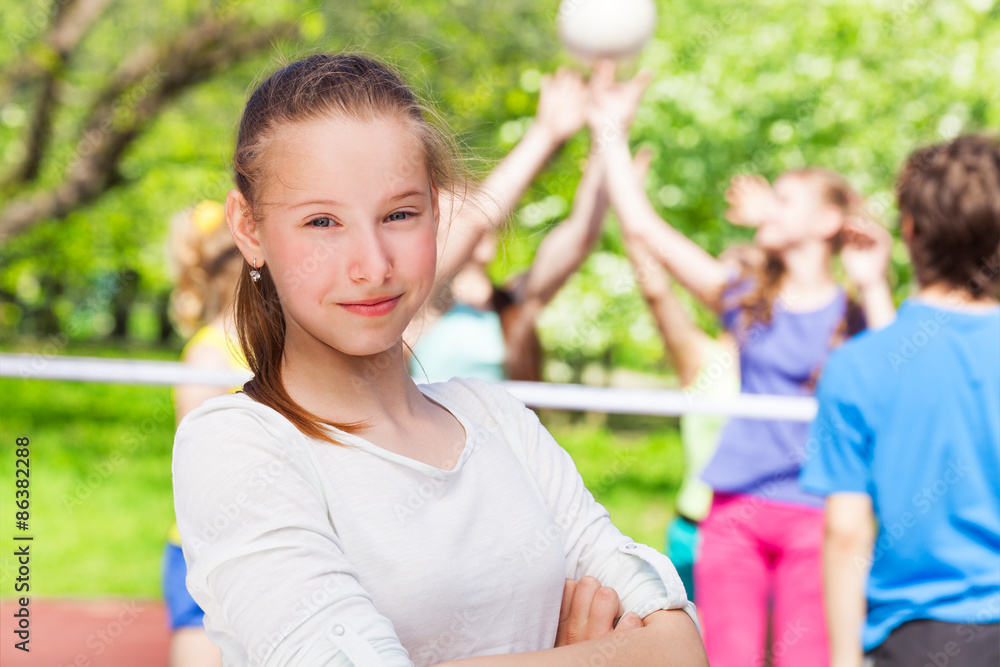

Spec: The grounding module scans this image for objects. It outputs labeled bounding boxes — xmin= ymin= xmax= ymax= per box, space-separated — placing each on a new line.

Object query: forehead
xmin=265 ymin=115 xmax=428 ymax=205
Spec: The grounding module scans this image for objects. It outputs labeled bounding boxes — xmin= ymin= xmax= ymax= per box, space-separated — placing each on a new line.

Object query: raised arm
xmin=602 ymin=137 xmax=730 ymax=312
xmin=434 ymin=68 xmax=589 ymax=287
xmin=588 ymin=61 xmax=730 ymax=312
xmin=516 ymin=147 xmax=609 ymax=312
xmin=618 ymin=148 xmax=714 ymax=387
xmin=839 ymin=215 xmax=896 ymax=331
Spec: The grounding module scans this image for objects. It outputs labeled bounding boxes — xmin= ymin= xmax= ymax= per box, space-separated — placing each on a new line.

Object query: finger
xmin=569 ymin=575 xmax=601 ymax=627
xmin=587 ymin=585 xmax=622 ymax=638
xmin=613 ymin=612 xmax=644 ymax=632
xmin=627 ymin=68 xmax=654 ymax=99
xmin=559 ymin=578 xmax=577 ymax=622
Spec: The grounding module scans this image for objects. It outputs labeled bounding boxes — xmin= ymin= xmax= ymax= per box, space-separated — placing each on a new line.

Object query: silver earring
xmin=250 ymin=259 xmax=261 ymax=283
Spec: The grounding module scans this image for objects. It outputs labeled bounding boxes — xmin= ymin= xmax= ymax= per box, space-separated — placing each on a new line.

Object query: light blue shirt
xmin=410 ymin=303 xmax=506 ymax=383
xmin=800 ymin=298 xmax=1000 ymax=650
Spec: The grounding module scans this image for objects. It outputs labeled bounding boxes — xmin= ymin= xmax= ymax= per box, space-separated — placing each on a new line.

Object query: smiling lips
xmin=338 ymin=295 xmax=402 ymax=317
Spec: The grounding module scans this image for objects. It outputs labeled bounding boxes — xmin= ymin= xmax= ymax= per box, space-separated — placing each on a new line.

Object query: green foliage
xmin=2 ymin=0 xmax=998 ymax=373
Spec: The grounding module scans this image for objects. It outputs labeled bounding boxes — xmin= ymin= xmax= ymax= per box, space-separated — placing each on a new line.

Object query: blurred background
xmin=0 ymin=0 xmax=997 ymax=623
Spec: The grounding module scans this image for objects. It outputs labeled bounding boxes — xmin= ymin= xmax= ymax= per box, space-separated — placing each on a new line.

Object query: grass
xmin=0 ymin=354 xmax=685 ymax=598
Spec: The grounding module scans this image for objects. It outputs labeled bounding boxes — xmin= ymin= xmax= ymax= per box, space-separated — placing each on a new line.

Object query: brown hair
xmin=897 ymin=134 xmax=1000 ymax=295
xmin=169 ymin=201 xmax=243 ymax=338
xmin=737 ymin=168 xmax=860 ymax=329
xmin=231 ymin=53 xmax=465 ymax=445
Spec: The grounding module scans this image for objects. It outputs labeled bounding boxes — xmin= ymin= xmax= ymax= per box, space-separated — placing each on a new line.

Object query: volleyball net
xmin=0 ymin=352 xmax=817 ymax=422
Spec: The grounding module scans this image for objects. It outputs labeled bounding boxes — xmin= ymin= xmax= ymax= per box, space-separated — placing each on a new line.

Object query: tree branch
xmin=0 ymin=0 xmax=112 ymax=108
xmin=0 ymin=15 xmax=298 ymax=240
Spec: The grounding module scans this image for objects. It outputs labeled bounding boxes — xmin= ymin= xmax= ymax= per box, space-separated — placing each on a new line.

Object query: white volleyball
xmin=557 ymin=0 xmax=658 ymax=59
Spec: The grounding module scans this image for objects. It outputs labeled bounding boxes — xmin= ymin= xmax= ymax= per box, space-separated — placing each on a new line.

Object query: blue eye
xmin=308 ymin=217 xmax=336 ymax=228
xmin=386 ymin=211 xmax=410 ymax=222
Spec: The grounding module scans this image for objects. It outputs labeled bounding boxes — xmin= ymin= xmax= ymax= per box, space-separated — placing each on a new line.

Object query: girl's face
xmin=232 ymin=115 xmax=439 ymax=359
xmin=755 ymin=174 xmax=841 ymax=252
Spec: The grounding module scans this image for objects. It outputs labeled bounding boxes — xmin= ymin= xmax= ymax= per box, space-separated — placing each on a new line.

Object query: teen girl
xmin=172 ymin=54 xmax=706 ymax=666
xmin=590 ymin=60 xmax=894 ymax=667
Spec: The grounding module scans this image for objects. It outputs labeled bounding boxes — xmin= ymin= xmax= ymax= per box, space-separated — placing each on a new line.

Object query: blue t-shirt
xmin=800 ymin=298 xmax=1000 ymax=650
xmin=701 ymin=283 xmax=852 ymax=507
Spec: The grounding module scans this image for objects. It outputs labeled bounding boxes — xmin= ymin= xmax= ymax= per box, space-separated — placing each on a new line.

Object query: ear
xmin=226 ymin=189 xmax=264 ymax=265
xmin=900 ymin=213 xmax=915 ymax=243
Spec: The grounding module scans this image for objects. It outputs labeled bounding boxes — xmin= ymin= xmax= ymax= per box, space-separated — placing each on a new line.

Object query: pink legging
xmin=694 ymin=493 xmax=830 ymax=667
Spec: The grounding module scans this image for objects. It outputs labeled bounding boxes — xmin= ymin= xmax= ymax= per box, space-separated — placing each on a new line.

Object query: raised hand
xmin=536 ymin=67 xmax=589 ymax=145
xmin=724 ymin=174 xmax=776 ymax=227
xmin=585 ymin=59 xmax=653 ymax=143
xmin=840 ymin=212 xmax=893 ymax=290
xmin=555 ymin=576 xmax=644 ymax=647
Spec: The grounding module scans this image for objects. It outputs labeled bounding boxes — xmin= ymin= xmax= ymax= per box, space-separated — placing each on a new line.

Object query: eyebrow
xmin=289 ymin=191 xmax=427 ymax=209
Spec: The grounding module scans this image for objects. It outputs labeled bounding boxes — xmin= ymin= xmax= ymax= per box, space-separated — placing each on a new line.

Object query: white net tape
xmin=0 ymin=353 xmax=817 ymax=421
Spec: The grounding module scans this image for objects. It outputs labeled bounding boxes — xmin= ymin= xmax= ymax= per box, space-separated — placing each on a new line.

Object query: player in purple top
xmin=591 ymin=67 xmax=896 ymax=667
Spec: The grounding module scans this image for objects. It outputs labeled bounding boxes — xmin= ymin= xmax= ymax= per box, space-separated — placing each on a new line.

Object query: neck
xmin=777 ymin=241 xmax=837 ymax=310
xmin=915 ymin=283 xmax=1000 ymax=310
xmin=280 ymin=331 xmax=424 ymax=428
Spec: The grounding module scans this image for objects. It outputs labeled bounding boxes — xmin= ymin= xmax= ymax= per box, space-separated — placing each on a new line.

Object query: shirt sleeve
xmin=719 ymin=274 xmax=750 ymax=332
xmin=172 ymin=400 xmax=414 ymax=667
xmin=799 ymin=350 xmax=874 ymax=496
xmin=482 ymin=381 xmax=699 ymax=630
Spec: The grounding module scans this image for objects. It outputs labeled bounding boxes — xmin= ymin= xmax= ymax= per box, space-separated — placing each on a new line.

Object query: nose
xmin=348 ymin=225 xmax=393 ymax=285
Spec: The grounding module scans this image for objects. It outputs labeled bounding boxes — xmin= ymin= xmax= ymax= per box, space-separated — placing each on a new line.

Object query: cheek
xmin=269 ymin=238 xmax=343 ymax=300
xmin=398 ymin=225 xmax=438 ymax=283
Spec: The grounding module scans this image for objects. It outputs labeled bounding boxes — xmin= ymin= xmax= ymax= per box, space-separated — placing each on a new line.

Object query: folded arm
xmin=435 ymin=609 xmax=706 ymax=667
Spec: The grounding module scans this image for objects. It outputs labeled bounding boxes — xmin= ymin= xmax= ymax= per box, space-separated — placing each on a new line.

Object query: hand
xmin=724 ymin=174 xmax=775 ymax=227
xmin=840 ymin=213 xmax=893 ymax=290
xmin=555 ymin=576 xmax=643 ymax=647
xmin=586 ymin=60 xmax=653 ymax=142
xmin=536 ymin=67 xmax=588 ymax=145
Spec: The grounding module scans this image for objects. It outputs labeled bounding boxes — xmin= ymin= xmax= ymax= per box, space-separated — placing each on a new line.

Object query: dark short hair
xmin=897 ymin=134 xmax=1000 ymax=295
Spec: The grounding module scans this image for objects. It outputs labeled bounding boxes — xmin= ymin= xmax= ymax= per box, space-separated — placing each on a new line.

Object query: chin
xmin=337 ymin=336 xmax=403 ymax=359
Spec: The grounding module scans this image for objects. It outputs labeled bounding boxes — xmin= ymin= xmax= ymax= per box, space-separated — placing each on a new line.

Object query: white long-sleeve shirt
xmin=173 ymin=377 xmax=697 ymax=666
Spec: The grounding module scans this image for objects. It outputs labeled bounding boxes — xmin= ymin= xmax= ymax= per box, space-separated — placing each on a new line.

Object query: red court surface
xmin=1 ymin=599 xmax=169 ymax=666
